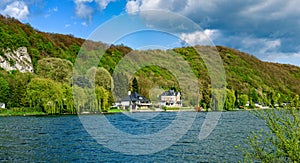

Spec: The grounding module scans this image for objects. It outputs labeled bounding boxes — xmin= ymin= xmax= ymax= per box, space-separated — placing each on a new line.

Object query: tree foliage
xmin=36 ymin=58 xmax=73 ymax=83
xmin=26 ymin=78 xmax=64 ymax=114
xmin=0 ymin=77 xmax=9 ymax=103
xmin=95 ymin=86 xmax=109 ymax=112
xmin=240 ymin=108 xmax=300 ymax=162
xmin=131 ymin=77 xmax=139 ymax=93
xmin=239 ymin=94 xmax=249 ymax=108
xmin=224 ymin=89 xmax=236 ymax=111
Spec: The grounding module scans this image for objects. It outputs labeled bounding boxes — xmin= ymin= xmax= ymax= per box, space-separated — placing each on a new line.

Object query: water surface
xmin=0 ymin=111 xmax=266 ymax=162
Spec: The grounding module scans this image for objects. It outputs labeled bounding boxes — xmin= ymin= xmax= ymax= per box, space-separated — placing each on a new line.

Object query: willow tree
xmin=61 ymin=84 xmax=75 ymax=114
xmin=95 ymin=86 xmax=109 ymax=112
xmin=87 ymin=67 xmax=114 ymax=107
xmin=26 ymin=78 xmax=63 ymax=114
xmin=73 ymin=85 xmax=87 ymax=113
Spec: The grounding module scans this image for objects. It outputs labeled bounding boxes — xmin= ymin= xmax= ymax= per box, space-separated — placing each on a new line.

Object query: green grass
xmin=0 ymin=110 xmax=46 ymax=116
xmin=164 ymin=107 xmax=194 ymax=111
xmin=107 ymin=108 xmax=122 ymax=113
xmin=0 ymin=108 xmax=47 ymax=116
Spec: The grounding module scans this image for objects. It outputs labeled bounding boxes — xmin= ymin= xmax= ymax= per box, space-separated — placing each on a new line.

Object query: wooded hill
xmin=0 ymin=15 xmax=299 ymax=114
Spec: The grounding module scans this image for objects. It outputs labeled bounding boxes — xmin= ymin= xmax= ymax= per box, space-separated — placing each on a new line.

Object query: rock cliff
xmin=0 ymin=47 xmax=33 ymax=73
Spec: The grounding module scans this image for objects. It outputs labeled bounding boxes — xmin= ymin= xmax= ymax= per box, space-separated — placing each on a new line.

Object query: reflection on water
xmin=0 ymin=111 xmax=266 ymax=162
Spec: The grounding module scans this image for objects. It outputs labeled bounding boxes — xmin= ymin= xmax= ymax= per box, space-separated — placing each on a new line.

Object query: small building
xmin=0 ymin=103 xmax=5 ymax=109
xmin=118 ymin=91 xmax=152 ymax=110
xmin=159 ymin=90 xmax=182 ymax=107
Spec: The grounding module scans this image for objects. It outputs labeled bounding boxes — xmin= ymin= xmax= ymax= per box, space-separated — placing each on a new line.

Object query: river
xmin=0 ymin=111 xmax=267 ymax=162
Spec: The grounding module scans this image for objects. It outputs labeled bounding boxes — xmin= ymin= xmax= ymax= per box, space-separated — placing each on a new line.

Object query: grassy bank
xmin=0 ymin=110 xmax=47 ymax=116
xmin=164 ymin=107 xmax=195 ymax=111
xmin=107 ymin=108 xmax=123 ymax=113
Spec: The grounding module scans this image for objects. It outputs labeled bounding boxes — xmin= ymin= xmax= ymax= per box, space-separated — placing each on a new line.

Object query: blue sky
xmin=0 ymin=0 xmax=300 ymax=66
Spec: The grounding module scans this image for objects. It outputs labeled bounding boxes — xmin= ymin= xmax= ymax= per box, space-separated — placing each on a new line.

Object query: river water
xmin=0 ymin=111 xmax=267 ymax=162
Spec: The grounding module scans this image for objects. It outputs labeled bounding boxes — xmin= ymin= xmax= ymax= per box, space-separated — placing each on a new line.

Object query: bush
xmin=0 ymin=108 xmax=7 ymax=114
xmin=239 ymin=108 xmax=300 ymax=162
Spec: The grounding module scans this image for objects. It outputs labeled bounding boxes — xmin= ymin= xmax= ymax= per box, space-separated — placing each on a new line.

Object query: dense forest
xmin=0 ymin=15 xmax=300 ymax=114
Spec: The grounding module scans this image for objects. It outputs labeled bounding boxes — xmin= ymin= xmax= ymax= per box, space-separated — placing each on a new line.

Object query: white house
xmin=159 ymin=90 xmax=182 ymax=107
xmin=0 ymin=103 xmax=5 ymax=109
xmin=118 ymin=91 xmax=152 ymax=110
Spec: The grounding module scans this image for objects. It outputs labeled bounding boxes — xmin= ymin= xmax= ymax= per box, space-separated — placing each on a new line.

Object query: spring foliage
xmin=0 ymin=15 xmax=300 ymax=113
xmin=240 ymin=108 xmax=300 ymax=162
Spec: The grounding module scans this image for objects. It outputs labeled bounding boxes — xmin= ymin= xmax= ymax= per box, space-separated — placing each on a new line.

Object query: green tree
xmin=26 ymin=78 xmax=63 ymax=114
xmin=239 ymin=94 xmax=249 ymax=108
xmin=240 ymin=108 xmax=300 ymax=162
xmin=291 ymin=94 xmax=300 ymax=108
xmin=0 ymin=77 xmax=10 ymax=104
xmin=61 ymin=84 xmax=75 ymax=114
xmin=224 ymin=89 xmax=236 ymax=111
xmin=73 ymin=85 xmax=87 ymax=113
xmin=113 ymin=72 xmax=129 ymax=99
xmin=6 ymin=72 xmax=32 ymax=108
xmin=249 ymin=89 xmax=259 ymax=103
xmin=131 ymin=77 xmax=139 ymax=93
xmin=36 ymin=58 xmax=73 ymax=83
xmin=87 ymin=67 xmax=113 ymax=90
xmin=267 ymin=91 xmax=277 ymax=107
xmin=95 ymin=67 xmax=112 ymax=90
xmin=95 ymin=86 xmax=109 ymax=112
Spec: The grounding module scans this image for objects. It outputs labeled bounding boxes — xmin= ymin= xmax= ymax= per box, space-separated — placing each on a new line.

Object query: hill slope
xmin=0 ymin=15 xmax=299 ymax=112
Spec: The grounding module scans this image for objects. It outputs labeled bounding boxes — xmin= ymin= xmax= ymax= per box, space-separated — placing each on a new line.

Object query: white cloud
xmin=264 ymin=52 xmax=300 ymax=66
xmin=126 ymin=1 xmax=140 ymax=14
xmin=74 ymin=1 xmax=94 ymax=21
xmin=180 ymin=30 xmax=220 ymax=46
xmin=240 ymin=0 xmax=300 ymax=20
xmin=95 ymin=0 xmax=115 ymax=10
xmin=1 ymin=1 xmax=29 ymax=20
xmin=125 ymin=0 xmax=189 ymax=15
xmin=74 ymin=0 xmax=93 ymax=3
xmin=44 ymin=7 xmax=58 ymax=18
xmin=81 ymin=22 xmax=87 ymax=26
xmin=241 ymin=37 xmax=281 ymax=55
xmin=53 ymin=7 xmax=58 ymax=12
xmin=73 ymin=0 xmax=116 ymax=20
xmin=65 ymin=24 xmax=71 ymax=28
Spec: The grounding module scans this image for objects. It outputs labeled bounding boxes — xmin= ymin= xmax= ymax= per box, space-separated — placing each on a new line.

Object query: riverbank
xmin=0 ymin=107 xmax=275 ymax=117
xmin=0 ymin=111 xmax=47 ymax=116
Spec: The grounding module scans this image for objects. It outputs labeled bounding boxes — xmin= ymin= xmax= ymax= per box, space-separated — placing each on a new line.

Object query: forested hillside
xmin=0 ymin=15 xmax=299 ymax=114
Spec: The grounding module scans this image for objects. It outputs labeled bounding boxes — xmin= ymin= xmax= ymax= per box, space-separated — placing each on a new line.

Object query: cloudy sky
xmin=0 ymin=0 xmax=300 ymax=66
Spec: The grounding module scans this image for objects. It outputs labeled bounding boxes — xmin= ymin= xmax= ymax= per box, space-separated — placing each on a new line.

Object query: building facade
xmin=159 ymin=90 xmax=182 ymax=107
xmin=118 ymin=91 xmax=152 ymax=110
xmin=0 ymin=103 xmax=5 ymax=109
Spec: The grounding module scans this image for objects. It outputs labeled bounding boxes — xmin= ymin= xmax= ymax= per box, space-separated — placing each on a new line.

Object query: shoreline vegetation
xmin=0 ymin=16 xmax=300 ymax=119
xmin=0 ymin=106 xmax=275 ymax=117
